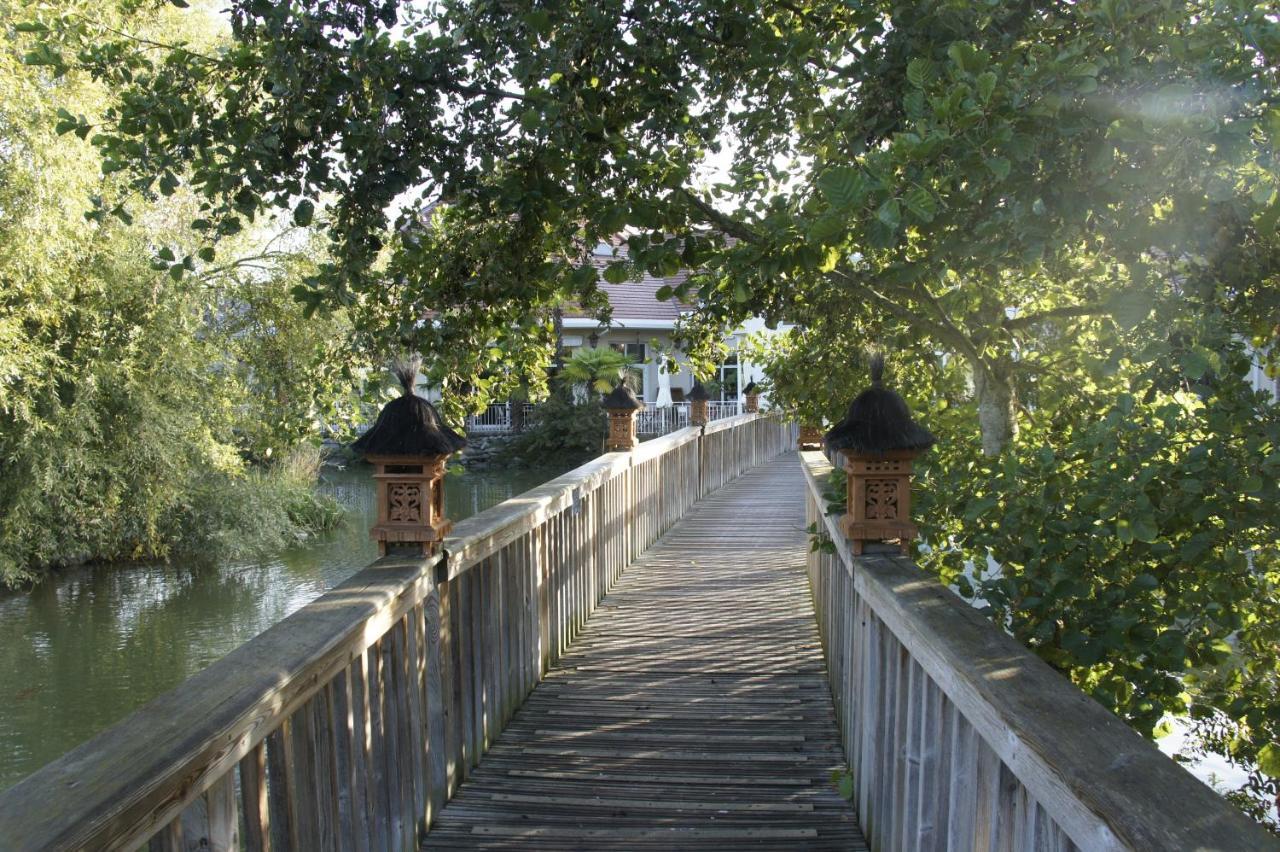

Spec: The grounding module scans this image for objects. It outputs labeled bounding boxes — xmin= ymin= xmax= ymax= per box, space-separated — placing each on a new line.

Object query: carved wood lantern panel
xmin=841 ymin=450 xmax=920 ymax=555
xmin=606 ymin=408 xmax=639 ymax=451
xmin=798 ymin=426 xmax=824 ymax=449
xmin=368 ymin=454 xmax=451 ymax=557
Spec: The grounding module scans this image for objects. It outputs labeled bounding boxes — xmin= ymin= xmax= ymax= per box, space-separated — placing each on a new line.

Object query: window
xmin=719 ymin=353 xmax=740 ymax=401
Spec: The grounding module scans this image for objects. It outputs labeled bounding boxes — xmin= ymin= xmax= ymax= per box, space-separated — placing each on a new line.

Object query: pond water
xmin=0 ymin=463 xmax=562 ymax=793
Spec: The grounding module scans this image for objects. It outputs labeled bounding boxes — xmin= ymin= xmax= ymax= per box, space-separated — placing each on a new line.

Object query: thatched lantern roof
xmin=742 ymin=381 xmax=759 ymax=395
xmin=687 ymin=381 xmax=711 ymax=401
xmin=825 ymin=355 xmax=934 ymax=455
xmin=353 ymin=358 xmax=468 ymax=458
xmin=602 ymin=381 xmax=644 ymax=411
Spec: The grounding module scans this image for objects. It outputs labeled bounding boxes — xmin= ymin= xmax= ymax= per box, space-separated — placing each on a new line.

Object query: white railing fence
xmin=465 ymin=400 xmax=743 ymax=437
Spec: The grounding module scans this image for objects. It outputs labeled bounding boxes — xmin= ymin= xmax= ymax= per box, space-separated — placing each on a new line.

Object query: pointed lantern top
xmin=742 ymin=380 xmax=759 ymax=395
xmin=602 ymin=380 xmax=643 ymax=411
xmin=824 ymin=354 xmax=935 ymax=455
xmin=352 ymin=357 xmax=468 ymax=457
xmin=687 ymin=381 xmax=711 ymax=401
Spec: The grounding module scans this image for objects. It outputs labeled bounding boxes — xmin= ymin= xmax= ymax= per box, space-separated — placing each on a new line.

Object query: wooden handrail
xmin=800 ymin=451 xmax=1277 ymax=851
xmin=0 ymin=414 xmax=795 ymax=851
xmin=0 ymin=552 xmax=443 ymax=851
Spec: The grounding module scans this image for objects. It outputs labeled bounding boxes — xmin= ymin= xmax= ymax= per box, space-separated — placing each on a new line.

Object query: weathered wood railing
xmin=0 ymin=414 xmax=793 ymax=852
xmin=801 ymin=451 xmax=1277 ymax=851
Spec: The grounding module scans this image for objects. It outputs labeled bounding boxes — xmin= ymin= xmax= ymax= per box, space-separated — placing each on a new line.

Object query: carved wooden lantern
xmin=824 ymin=355 xmax=935 ymax=556
xmin=688 ymin=381 xmax=711 ymax=426
xmin=742 ymin=381 xmax=760 ymax=414
xmin=603 ymin=380 xmax=643 ymax=451
xmin=352 ymin=358 xmax=468 ymax=557
xmin=798 ymin=425 xmax=824 ymax=449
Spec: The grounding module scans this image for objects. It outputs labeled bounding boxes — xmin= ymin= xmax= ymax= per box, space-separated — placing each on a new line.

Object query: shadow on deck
xmin=424 ymin=455 xmax=866 ymax=849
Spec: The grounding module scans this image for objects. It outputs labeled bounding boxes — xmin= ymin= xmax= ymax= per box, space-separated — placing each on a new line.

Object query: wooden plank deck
xmin=424 ymin=454 xmax=867 ymax=850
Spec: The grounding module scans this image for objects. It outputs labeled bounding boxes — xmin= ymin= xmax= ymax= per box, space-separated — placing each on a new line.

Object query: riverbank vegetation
xmin=0 ymin=1 xmax=360 ymax=585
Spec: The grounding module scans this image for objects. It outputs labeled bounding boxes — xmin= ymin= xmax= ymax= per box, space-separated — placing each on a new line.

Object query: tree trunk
xmin=972 ymin=358 xmax=1017 ymax=456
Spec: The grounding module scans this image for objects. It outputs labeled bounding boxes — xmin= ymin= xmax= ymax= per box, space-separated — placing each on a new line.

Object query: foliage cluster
xmin=0 ymin=0 xmax=359 ymax=585
xmin=501 ymin=390 xmax=607 ymax=471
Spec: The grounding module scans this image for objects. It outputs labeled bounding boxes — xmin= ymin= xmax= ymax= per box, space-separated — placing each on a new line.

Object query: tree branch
xmin=677 ymin=188 xmax=764 ymax=244
xmin=1004 ymin=302 xmax=1108 ymax=330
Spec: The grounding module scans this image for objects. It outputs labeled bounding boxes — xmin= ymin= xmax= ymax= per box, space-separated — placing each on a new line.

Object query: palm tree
xmin=560 ymin=348 xmax=634 ymax=395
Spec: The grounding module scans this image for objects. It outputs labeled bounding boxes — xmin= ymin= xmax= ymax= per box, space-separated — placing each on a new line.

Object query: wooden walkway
xmin=425 ymin=454 xmax=866 ymax=849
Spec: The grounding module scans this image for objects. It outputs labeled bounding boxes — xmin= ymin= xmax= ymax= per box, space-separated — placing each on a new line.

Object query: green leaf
xmin=602 ymin=263 xmax=629 ymax=284
xmin=975 ymin=72 xmax=997 ymax=104
xmin=1258 ymin=743 xmax=1280 ymax=778
xmin=946 ymin=42 xmax=988 ymax=74
xmin=817 ymin=167 xmax=865 ymax=210
xmin=1178 ymin=349 xmax=1210 ymax=379
xmin=906 ymin=57 xmax=930 ymax=89
xmin=986 ymin=157 xmax=1011 ymax=181
xmin=292 ymin=200 xmax=314 ymax=227
xmin=905 ymin=188 xmax=936 ymax=223
xmin=877 ymin=198 xmax=901 ymax=230
xmin=807 ymin=214 xmax=847 ymax=243
xmin=1131 ymin=518 xmax=1158 ymax=544
xmin=570 ymin=264 xmax=598 ymax=289
xmin=197 ymin=246 xmax=215 ymax=263
xmin=1110 ymin=287 xmax=1152 ymax=330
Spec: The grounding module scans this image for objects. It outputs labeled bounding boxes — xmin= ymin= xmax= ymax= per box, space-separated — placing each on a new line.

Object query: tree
xmin=559 ymin=347 xmax=633 ymax=395
xmin=18 ymin=0 xmax=1280 ymax=824
xmin=0 ymin=0 xmax=354 ymax=584
xmin=25 ymin=0 xmax=1278 ymax=453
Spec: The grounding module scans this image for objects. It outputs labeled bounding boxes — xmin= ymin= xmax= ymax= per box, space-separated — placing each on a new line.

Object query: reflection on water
xmin=0 ymin=463 xmax=561 ymax=792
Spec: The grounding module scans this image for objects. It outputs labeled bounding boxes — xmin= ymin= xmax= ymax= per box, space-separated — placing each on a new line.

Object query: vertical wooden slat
xmin=205 ymin=772 xmax=240 ymax=852
xmin=344 ymin=657 xmax=374 ymax=852
xmin=313 ymin=685 xmax=340 ymax=851
xmin=290 ymin=700 xmax=321 ymax=852
xmin=424 ymin=589 xmax=448 ymax=825
xmin=406 ymin=604 xmax=429 ymax=835
xmin=239 ymin=742 xmax=270 ymax=852
xmin=366 ymin=641 xmax=393 ymax=850
xmin=146 ymin=818 xmax=183 ymax=852
xmin=441 ymin=577 xmax=464 ymax=796
xmin=901 ymin=660 xmax=923 ymax=849
xmin=265 ymin=722 xmax=296 ymax=852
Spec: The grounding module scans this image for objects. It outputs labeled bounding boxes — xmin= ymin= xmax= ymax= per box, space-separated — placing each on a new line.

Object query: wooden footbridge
xmin=1 ymin=415 xmax=1272 ymax=850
